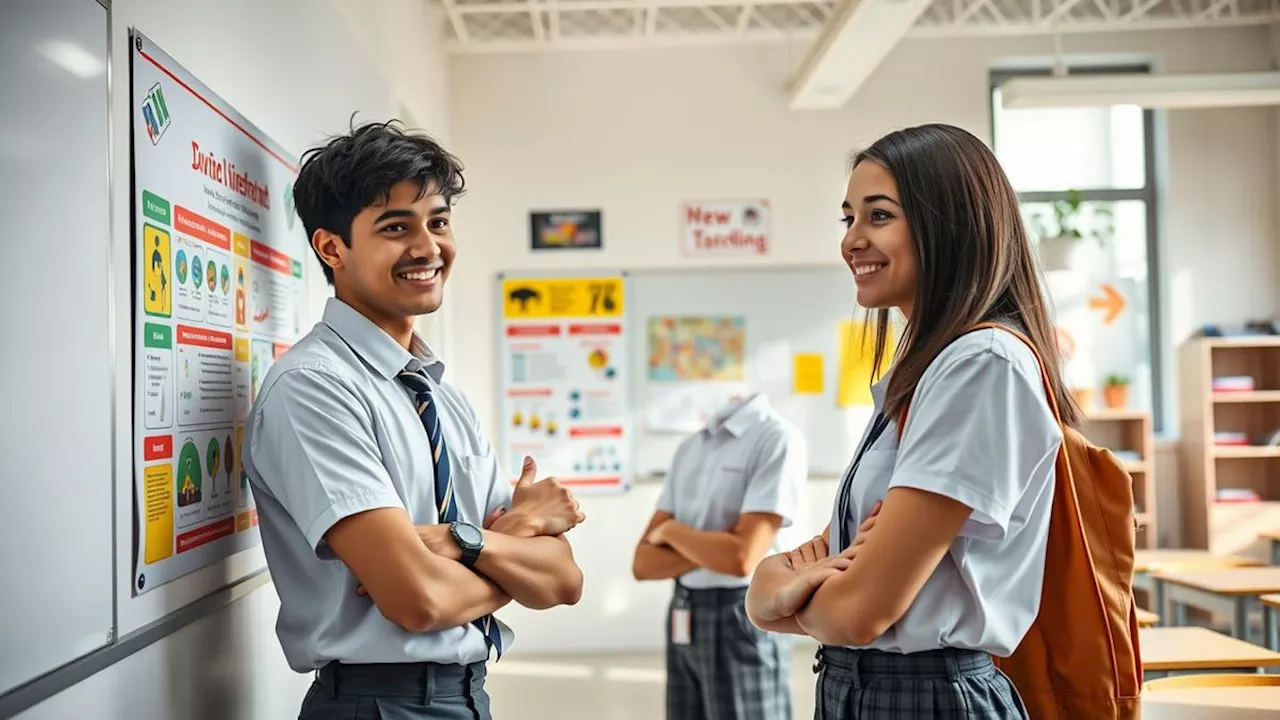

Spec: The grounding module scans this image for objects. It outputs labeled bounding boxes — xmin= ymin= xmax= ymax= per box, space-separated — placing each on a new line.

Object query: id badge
xmin=671 ymin=594 xmax=693 ymax=646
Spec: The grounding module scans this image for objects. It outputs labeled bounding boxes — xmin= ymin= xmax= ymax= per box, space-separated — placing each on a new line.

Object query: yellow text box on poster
xmin=837 ymin=321 xmax=896 ymax=407
xmin=142 ymin=223 xmax=172 ymax=317
xmin=143 ymin=464 xmax=174 ymax=563
xmin=502 ymin=277 xmax=624 ymax=319
xmin=232 ymin=232 xmax=252 ymax=259
xmin=235 ymin=338 xmax=250 ymax=363
xmin=793 ymin=353 xmax=825 ymax=395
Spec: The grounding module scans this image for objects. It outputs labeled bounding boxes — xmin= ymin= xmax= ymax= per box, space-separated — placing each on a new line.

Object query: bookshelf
xmin=1178 ymin=336 xmax=1280 ymax=558
xmin=1082 ymin=409 xmax=1156 ymax=549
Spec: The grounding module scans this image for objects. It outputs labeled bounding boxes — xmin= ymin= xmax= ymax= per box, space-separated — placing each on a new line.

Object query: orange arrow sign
xmin=1089 ymin=283 xmax=1127 ymax=325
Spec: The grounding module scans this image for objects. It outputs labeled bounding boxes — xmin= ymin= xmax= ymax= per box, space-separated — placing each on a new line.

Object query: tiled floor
xmin=486 ymin=641 xmax=821 ymax=719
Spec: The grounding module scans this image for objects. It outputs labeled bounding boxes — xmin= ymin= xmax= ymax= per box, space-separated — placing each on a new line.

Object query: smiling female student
xmin=745 ymin=124 xmax=1078 ymax=718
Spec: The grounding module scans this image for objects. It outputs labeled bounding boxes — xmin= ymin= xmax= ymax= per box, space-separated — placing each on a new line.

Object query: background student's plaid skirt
xmin=666 ymin=585 xmax=792 ymax=720
xmin=814 ymin=646 xmax=1028 ymax=719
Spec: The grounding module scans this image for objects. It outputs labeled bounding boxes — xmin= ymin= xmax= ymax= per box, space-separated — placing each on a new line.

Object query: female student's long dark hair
xmin=860 ymin=123 xmax=1082 ymax=429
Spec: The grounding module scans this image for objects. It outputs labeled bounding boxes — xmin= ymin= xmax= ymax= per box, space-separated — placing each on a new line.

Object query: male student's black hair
xmin=292 ymin=117 xmax=466 ymax=284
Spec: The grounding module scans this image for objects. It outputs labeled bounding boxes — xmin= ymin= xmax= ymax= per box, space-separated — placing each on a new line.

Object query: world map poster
xmin=646 ymin=316 xmax=746 ymax=381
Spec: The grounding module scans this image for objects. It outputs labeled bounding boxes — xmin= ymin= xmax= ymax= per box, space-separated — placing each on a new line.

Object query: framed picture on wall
xmin=530 ymin=209 xmax=603 ymax=251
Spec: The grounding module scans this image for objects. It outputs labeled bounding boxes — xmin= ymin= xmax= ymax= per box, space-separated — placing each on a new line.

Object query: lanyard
xmin=835 ymin=412 xmax=892 ymax=551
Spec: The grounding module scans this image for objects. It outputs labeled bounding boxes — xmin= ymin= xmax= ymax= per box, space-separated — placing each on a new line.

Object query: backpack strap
xmin=897 ymin=321 xmax=1064 ymax=439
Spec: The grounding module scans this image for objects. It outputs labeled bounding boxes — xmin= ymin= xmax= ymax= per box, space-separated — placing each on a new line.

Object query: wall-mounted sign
xmin=679 ymin=200 xmax=770 ymax=257
xmin=530 ymin=209 xmax=603 ymax=251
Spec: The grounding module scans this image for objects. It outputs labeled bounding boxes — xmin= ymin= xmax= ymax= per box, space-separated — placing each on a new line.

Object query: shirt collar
xmin=321 ymin=297 xmax=444 ymax=382
xmin=706 ymin=392 xmax=770 ymax=437
xmin=870 ymin=372 xmax=890 ymax=410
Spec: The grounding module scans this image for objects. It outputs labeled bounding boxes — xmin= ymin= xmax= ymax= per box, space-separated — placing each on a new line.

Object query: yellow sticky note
xmin=836 ymin=320 xmax=895 ymax=407
xmin=793 ymin=354 xmax=825 ymax=395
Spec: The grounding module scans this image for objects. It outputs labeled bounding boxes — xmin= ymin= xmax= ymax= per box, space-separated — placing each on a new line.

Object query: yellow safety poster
xmin=837 ymin=321 xmax=895 ymax=407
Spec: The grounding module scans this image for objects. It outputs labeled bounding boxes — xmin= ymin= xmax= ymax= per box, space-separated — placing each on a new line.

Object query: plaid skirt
xmin=814 ymin=646 xmax=1028 ymax=719
xmin=666 ymin=584 xmax=792 ymax=720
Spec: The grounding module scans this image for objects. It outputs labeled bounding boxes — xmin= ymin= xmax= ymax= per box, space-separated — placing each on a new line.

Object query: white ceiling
xmin=440 ymin=0 xmax=1280 ymax=53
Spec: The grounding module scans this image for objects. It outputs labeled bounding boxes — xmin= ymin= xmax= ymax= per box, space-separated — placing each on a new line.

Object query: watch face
xmin=455 ymin=522 xmax=483 ymax=546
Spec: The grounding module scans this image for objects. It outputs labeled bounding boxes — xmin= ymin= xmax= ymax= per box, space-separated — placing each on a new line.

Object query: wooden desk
xmin=1140 ymin=626 xmax=1280 ymax=676
xmin=1136 ymin=549 xmax=1263 ymax=573
xmin=1137 ymin=607 xmax=1159 ymax=628
xmin=1156 ymin=568 xmax=1280 ymax=641
xmin=1134 ymin=550 xmax=1263 ymax=626
xmin=1258 ymin=594 xmax=1280 ymax=650
xmin=1142 ymin=686 xmax=1280 ymax=717
xmin=1261 ymin=529 xmax=1280 ymax=565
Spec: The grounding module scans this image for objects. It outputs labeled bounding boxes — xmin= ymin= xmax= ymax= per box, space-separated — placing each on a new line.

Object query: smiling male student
xmin=632 ymin=392 xmax=807 ymax=720
xmin=243 ymin=120 xmax=586 ymax=720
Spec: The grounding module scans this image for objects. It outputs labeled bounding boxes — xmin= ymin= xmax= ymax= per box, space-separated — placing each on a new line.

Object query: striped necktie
xmin=397 ymin=368 xmax=504 ymax=660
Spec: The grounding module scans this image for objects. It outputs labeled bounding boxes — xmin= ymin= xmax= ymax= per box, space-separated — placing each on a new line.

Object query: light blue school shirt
xmin=657 ymin=393 xmax=808 ymax=589
xmin=243 ymin=298 xmax=513 ymax=673
xmin=829 ymin=328 xmax=1062 ymax=656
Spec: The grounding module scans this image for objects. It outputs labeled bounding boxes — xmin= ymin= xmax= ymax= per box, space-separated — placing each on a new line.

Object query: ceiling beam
xmin=454 ymin=0 xmax=819 ymax=14
xmin=440 ymin=0 xmax=471 ymax=44
xmin=787 ymin=0 xmax=933 ymax=110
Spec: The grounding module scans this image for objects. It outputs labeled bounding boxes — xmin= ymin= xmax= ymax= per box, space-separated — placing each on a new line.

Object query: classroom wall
xmin=446 ymin=26 xmax=1279 ymax=653
xmin=18 ymin=0 xmax=450 ymax=717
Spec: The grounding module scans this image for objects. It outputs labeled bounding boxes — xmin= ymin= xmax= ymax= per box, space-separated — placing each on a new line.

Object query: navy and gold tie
xmin=398 ymin=368 xmax=504 ymax=660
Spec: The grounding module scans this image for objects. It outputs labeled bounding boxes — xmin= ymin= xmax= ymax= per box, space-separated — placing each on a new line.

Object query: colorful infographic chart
xmin=499 ymin=275 xmax=633 ymax=493
xmin=131 ymin=33 xmax=306 ymax=594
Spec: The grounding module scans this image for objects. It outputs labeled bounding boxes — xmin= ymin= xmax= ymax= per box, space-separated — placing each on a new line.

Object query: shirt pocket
xmin=707 ymin=464 xmax=748 ymax=528
xmin=453 ymin=453 xmax=498 ymax=524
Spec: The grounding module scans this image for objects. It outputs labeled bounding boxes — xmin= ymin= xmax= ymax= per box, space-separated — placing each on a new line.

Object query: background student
xmin=633 ymin=392 xmax=808 ymax=720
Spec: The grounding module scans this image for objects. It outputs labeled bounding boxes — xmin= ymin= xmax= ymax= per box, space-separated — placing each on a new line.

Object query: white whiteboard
xmin=629 ymin=266 xmax=878 ymax=477
xmin=0 ymin=0 xmax=114 ymax=696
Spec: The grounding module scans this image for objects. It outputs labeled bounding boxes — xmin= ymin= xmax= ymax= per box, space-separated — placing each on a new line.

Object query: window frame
xmin=990 ymin=65 xmax=1165 ymax=432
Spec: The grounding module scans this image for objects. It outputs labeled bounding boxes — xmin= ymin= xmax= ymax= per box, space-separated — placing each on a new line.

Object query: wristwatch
xmin=449 ymin=521 xmax=484 ymax=568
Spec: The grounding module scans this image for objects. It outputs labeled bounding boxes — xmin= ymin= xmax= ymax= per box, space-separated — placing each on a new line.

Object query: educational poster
xmin=647 ymin=316 xmax=746 ymax=381
xmin=644 ymin=316 xmax=749 ymax=432
xmin=499 ymin=275 xmax=633 ymax=493
xmin=130 ymin=33 xmax=306 ymax=595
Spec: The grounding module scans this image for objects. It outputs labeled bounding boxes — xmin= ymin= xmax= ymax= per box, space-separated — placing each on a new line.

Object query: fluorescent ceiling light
xmin=1001 ymin=71 xmax=1280 ymax=110
xmin=37 ymin=40 xmax=104 ymax=79
xmin=789 ymin=0 xmax=933 ymax=111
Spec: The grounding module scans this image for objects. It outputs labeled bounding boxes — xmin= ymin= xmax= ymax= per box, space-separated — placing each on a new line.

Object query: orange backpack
xmin=904 ymin=322 xmax=1142 ymax=719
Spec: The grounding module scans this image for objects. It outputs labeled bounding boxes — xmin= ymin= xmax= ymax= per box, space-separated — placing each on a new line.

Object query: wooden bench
xmin=1135 ymin=550 xmax=1262 ymax=625
xmin=1140 ymin=626 xmax=1280 ymax=677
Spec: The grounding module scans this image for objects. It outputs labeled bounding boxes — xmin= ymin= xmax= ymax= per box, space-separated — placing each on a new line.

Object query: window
xmin=991 ymin=67 xmax=1163 ymax=430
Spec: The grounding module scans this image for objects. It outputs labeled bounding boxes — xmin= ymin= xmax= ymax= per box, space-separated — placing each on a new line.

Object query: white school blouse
xmin=828 ymin=328 xmax=1062 ymax=656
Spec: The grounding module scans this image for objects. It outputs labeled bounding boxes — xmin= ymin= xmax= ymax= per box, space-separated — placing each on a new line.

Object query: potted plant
xmin=1027 ymin=190 xmax=1114 ymax=272
xmin=1103 ymin=374 xmax=1130 ymax=409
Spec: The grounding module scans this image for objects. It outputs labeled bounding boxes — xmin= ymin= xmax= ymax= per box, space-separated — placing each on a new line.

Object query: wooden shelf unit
xmin=1083 ymin=410 xmax=1157 ymax=548
xmin=1179 ymin=336 xmax=1280 ymax=558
